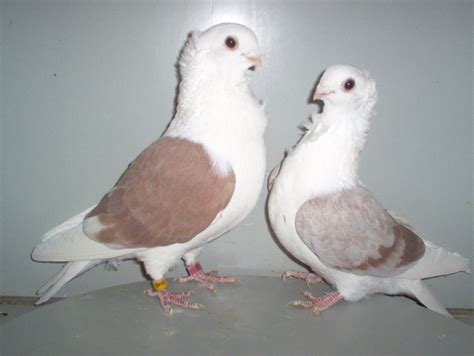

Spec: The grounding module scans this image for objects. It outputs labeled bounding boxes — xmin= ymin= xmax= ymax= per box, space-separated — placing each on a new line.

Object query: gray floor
xmin=0 ymin=304 xmax=34 ymax=324
xmin=1 ymin=276 xmax=473 ymax=355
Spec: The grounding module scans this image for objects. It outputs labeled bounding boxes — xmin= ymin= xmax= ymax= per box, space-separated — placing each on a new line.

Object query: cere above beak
xmin=243 ymin=53 xmax=262 ymax=67
xmin=313 ymin=89 xmax=334 ymax=101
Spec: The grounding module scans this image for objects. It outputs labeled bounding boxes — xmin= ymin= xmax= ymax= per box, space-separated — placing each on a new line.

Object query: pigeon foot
xmin=289 ymin=291 xmax=342 ymax=316
xmin=281 ymin=270 xmax=322 ymax=286
xmin=146 ymin=289 xmax=204 ymax=314
xmin=178 ymin=262 xmax=238 ymax=291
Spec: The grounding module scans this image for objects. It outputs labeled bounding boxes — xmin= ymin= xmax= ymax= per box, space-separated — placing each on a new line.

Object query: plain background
xmin=0 ymin=0 xmax=472 ymax=308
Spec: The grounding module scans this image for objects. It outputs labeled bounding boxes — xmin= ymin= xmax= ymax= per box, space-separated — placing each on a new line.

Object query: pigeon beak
xmin=313 ymin=89 xmax=334 ymax=101
xmin=243 ymin=53 xmax=262 ymax=67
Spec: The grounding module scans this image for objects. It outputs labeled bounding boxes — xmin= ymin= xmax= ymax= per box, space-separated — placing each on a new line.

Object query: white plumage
xmin=32 ymin=23 xmax=267 ymax=311
xmin=267 ymin=64 xmax=470 ymax=317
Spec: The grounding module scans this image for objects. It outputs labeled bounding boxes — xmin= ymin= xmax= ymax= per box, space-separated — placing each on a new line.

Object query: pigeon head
xmin=313 ymin=65 xmax=377 ymax=112
xmin=179 ymin=23 xmax=261 ymax=84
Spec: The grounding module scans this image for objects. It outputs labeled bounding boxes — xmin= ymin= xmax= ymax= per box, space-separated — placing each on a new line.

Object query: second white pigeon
xmin=267 ymin=64 xmax=470 ymax=317
xmin=32 ymin=23 xmax=267 ymax=313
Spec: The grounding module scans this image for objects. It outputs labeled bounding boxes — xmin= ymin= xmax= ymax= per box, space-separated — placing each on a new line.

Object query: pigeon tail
xmin=35 ymin=261 xmax=93 ymax=305
xmin=388 ymin=212 xmax=471 ymax=279
xmin=396 ymin=240 xmax=471 ymax=280
xmin=32 ymin=216 xmax=143 ymax=262
xmin=407 ymin=280 xmax=451 ymax=317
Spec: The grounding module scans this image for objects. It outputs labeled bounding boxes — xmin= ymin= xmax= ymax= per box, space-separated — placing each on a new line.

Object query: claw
xmin=302 ymin=291 xmax=317 ymax=300
xmin=177 ymin=275 xmax=193 ymax=283
xmin=311 ymin=308 xmax=322 ymax=317
xmin=281 ymin=270 xmax=322 ymax=287
xmin=288 ymin=291 xmax=342 ymax=316
xmin=146 ymin=289 xmax=204 ymax=314
xmin=199 ymin=280 xmax=217 ymax=292
xmin=178 ymin=262 xmax=238 ymax=291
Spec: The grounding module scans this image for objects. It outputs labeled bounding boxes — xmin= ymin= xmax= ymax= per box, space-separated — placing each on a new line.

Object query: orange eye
xmin=343 ymin=78 xmax=355 ymax=91
xmin=225 ymin=36 xmax=238 ymax=50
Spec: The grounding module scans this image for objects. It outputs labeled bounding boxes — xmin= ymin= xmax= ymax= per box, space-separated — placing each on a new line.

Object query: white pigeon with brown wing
xmin=267 ymin=64 xmax=470 ymax=317
xmin=32 ymin=23 xmax=267 ymax=313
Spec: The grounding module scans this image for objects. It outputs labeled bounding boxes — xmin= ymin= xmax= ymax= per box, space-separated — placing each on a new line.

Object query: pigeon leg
xmin=178 ymin=262 xmax=238 ymax=291
xmin=281 ymin=270 xmax=322 ymax=286
xmin=289 ymin=291 xmax=342 ymax=316
xmin=145 ymin=278 xmax=203 ymax=314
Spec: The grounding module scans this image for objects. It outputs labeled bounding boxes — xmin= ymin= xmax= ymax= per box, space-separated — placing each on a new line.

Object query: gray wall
xmin=1 ymin=0 xmax=472 ymax=308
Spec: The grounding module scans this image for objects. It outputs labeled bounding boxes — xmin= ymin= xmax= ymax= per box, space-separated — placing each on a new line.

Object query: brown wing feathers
xmin=83 ymin=137 xmax=235 ymax=248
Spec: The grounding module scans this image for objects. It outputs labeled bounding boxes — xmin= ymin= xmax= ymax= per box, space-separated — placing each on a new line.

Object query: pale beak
xmin=313 ymin=89 xmax=334 ymax=101
xmin=243 ymin=53 xmax=262 ymax=67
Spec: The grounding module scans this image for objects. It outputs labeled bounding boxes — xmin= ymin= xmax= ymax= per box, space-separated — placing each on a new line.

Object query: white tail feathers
xmin=32 ymin=217 xmax=143 ymax=262
xmin=408 ymin=280 xmax=451 ymax=317
xmin=387 ymin=211 xmax=471 ymax=279
xmin=35 ymin=261 xmax=93 ymax=305
xmin=398 ymin=239 xmax=471 ymax=280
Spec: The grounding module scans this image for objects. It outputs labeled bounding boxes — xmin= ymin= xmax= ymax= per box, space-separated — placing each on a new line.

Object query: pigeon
xmin=267 ymin=64 xmax=470 ymax=317
xmin=32 ymin=23 xmax=267 ymax=313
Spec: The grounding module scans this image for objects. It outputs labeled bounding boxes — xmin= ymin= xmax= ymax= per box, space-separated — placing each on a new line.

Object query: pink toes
xmin=281 ymin=270 xmax=322 ymax=286
xmin=289 ymin=291 xmax=342 ymax=316
xmin=281 ymin=270 xmax=338 ymax=315
xmin=146 ymin=289 xmax=204 ymax=314
xmin=178 ymin=262 xmax=238 ymax=291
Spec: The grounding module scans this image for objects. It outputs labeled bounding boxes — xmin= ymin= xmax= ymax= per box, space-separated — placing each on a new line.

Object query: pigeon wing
xmin=295 ymin=187 xmax=425 ymax=277
xmin=83 ymin=136 xmax=236 ymax=249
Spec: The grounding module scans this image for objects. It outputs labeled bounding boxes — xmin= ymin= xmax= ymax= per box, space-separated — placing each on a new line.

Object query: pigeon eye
xmin=343 ymin=78 xmax=355 ymax=91
xmin=225 ymin=36 xmax=238 ymax=50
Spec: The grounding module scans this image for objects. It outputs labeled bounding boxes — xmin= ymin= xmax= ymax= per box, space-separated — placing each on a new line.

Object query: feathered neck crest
xmin=359 ymin=77 xmax=377 ymax=119
xmin=174 ymin=32 xmax=207 ymax=116
xmin=177 ymin=32 xmax=201 ymax=79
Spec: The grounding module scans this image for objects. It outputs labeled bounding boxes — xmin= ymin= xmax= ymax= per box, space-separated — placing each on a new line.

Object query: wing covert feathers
xmin=295 ymin=187 xmax=425 ymax=278
xmin=83 ymin=137 xmax=235 ymax=248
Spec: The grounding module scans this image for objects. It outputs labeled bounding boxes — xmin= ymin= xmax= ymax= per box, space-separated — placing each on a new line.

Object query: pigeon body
xmin=267 ymin=65 xmax=470 ymax=316
xmin=32 ymin=23 xmax=267 ymax=310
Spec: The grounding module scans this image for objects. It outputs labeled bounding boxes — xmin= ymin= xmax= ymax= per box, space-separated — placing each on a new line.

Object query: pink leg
xmin=178 ymin=262 xmax=237 ymax=291
xmin=146 ymin=289 xmax=204 ymax=314
xmin=281 ymin=270 xmax=322 ymax=286
xmin=289 ymin=291 xmax=342 ymax=316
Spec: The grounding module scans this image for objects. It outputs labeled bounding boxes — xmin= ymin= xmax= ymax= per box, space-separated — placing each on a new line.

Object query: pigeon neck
xmin=319 ymin=104 xmax=370 ymax=151
xmin=302 ymin=106 xmax=370 ymax=192
xmin=176 ymin=67 xmax=249 ymax=118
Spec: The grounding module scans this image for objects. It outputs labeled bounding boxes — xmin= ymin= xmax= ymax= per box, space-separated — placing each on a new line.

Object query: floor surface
xmin=1 ymin=276 xmax=473 ymax=355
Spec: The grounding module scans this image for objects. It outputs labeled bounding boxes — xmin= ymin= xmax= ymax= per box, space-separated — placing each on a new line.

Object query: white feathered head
xmin=313 ymin=64 xmax=377 ymax=115
xmin=178 ymin=23 xmax=261 ymax=84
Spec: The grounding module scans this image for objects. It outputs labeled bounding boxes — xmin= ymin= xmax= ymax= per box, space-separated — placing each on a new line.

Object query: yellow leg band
xmin=152 ymin=278 xmax=168 ymax=291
